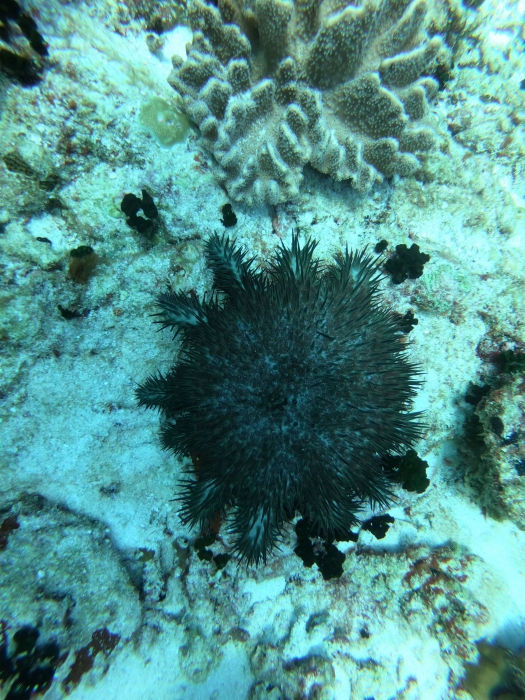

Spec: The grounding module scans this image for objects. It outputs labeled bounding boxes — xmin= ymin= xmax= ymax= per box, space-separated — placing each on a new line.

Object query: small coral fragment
xmin=169 ymin=0 xmax=444 ymax=203
xmin=463 ymin=640 xmax=525 ymax=700
xmin=139 ymin=97 xmax=190 ymax=147
xmin=68 ymin=245 xmax=99 ymax=284
xmin=2 ymin=151 xmax=61 ymax=200
xmin=130 ymin=0 xmax=186 ymax=33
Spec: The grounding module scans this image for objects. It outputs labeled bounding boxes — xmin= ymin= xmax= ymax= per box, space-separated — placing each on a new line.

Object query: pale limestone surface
xmin=0 ymin=0 xmax=524 ymax=698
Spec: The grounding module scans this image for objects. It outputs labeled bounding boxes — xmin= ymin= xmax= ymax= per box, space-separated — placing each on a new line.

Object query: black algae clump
xmin=0 ymin=1 xmax=48 ymax=56
xmin=0 ymin=0 xmax=47 ymax=85
xmin=362 ymin=514 xmax=395 ymax=539
xmin=382 ymin=449 xmax=430 ymax=493
xmin=384 ymin=243 xmax=430 ymax=284
xmin=293 ymin=519 xmax=348 ymax=579
xmin=0 ymin=47 xmax=41 ymax=85
xmin=489 ymin=415 xmax=504 ymax=437
xmin=0 ymin=625 xmax=60 ymax=699
xmin=57 ymin=304 xmax=88 ymax=320
xmin=140 ymin=190 xmax=158 ymax=219
xmin=395 ymin=309 xmax=419 ymax=334
xmin=136 ymin=233 xmax=424 ymax=564
xmin=121 ymin=190 xmax=158 ymax=236
xmin=220 ymin=203 xmax=237 ymax=228
xmin=465 ymin=382 xmax=491 ymax=406
xmin=121 ymin=193 xmax=142 ymax=218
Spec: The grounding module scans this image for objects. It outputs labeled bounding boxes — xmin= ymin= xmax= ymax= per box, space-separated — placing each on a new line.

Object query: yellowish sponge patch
xmin=139 ymin=97 xmax=190 ymax=147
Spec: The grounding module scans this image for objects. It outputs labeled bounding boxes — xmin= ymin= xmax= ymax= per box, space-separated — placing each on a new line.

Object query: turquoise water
xmin=1 ymin=0 xmax=524 ymax=697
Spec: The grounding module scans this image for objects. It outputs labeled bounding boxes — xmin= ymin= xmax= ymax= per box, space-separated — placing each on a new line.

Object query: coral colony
xmin=169 ymin=0 xmax=442 ymax=203
xmin=137 ymin=234 xmax=423 ymax=564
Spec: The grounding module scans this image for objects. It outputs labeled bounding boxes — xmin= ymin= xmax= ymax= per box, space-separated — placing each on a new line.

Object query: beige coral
xmin=169 ymin=0 xmax=443 ymax=205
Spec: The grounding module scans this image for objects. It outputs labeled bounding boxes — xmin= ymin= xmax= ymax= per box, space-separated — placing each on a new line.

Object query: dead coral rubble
xmin=169 ymin=0 xmax=444 ymax=205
